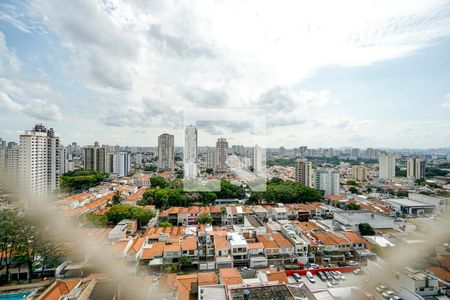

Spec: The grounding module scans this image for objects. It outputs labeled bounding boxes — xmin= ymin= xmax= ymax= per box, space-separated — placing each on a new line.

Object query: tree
xmin=215 ymin=180 xmax=246 ymax=199
xmin=359 ymin=223 xmax=375 ymax=236
xmin=105 ymin=205 xmax=155 ymax=227
xmin=175 ymin=168 xmax=184 ymax=179
xmin=396 ymin=190 xmax=409 ymax=197
xmin=60 ymin=169 xmax=107 ymax=192
xmin=346 ymin=180 xmax=358 ymax=186
xmin=164 ymin=264 xmax=178 ymax=273
xmin=200 ymin=191 xmax=217 ymax=205
xmin=348 ymin=187 xmax=359 ymax=194
xmin=205 ymin=168 xmax=214 ymax=174
xmin=154 ymin=189 xmax=169 ymax=209
xmin=143 ymin=165 xmax=157 ymax=172
xmin=112 ymin=191 xmax=123 ymax=205
xmin=159 ymin=221 xmax=173 ymax=228
xmin=415 ymin=178 xmax=426 ymax=186
xmin=179 ymin=256 xmax=193 ymax=268
xmin=150 ymin=176 xmax=168 ymax=188
xmin=346 ymin=203 xmax=361 ymax=210
xmin=196 ymin=213 xmax=212 ymax=224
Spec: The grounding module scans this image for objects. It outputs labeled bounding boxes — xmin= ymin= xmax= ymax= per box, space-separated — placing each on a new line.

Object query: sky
xmin=1 ymin=0 xmax=450 ymax=148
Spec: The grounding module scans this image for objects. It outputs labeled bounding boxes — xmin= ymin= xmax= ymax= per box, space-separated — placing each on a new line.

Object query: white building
xmin=315 ymin=168 xmax=340 ymax=195
xmin=158 ymin=133 xmax=175 ymax=171
xmin=295 ymin=158 xmax=314 ymax=187
xmin=253 ymin=145 xmax=264 ymax=173
xmin=18 ymin=124 xmax=61 ymax=199
xmin=333 ymin=211 xmax=395 ymax=231
xmin=184 ymin=125 xmax=198 ymax=178
xmin=351 ymin=165 xmax=367 ymax=181
xmin=113 ymin=152 xmax=131 ymax=177
xmin=406 ymin=158 xmax=425 ymax=180
xmin=378 ymin=152 xmax=396 ymax=180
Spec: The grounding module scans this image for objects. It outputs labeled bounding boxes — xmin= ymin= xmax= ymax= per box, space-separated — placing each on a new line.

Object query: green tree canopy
xmin=196 ymin=213 xmax=213 ymax=224
xmin=346 ymin=203 xmax=361 ymax=210
xmin=106 ymin=205 xmax=155 ymax=227
xmin=159 ymin=221 xmax=173 ymax=228
xmin=359 ymin=223 xmax=375 ymax=236
xmin=151 ymin=176 xmax=169 ymax=188
xmin=60 ymin=169 xmax=107 ymax=192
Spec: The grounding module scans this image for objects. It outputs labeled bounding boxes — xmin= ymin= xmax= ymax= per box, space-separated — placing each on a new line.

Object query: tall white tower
xmin=315 ymin=168 xmax=339 ymax=195
xmin=158 ymin=133 xmax=175 ymax=171
xmin=378 ymin=152 xmax=396 ymax=180
xmin=184 ymin=125 xmax=198 ymax=178
xmin=19 ymin=124 xmax=61 ymax=198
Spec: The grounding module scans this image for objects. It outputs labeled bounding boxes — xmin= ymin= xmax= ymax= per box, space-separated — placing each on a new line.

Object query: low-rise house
xmin=214 ymin=235 xmax=232 ymax=268
xmin=126 ymin=237 xmax=146 ymax=262
xmin=219 ymin=268 xmax=243 ymax=286
xmin=247 ymin=242 xmax=267 ymax=268
xmin=269 ymin=206 xmax=288 ymax=221
xmin=163 ymin=242 xmax=182 ymax=265
xmin=228 ymin=232 xmax=248 ymax=266
xmin=107 ymin=219 xmax=137 ymax=240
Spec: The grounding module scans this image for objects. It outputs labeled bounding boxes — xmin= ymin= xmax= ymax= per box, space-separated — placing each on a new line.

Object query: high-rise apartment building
xmin=184 ymin=125 xmax=198 ymax=179
xmin=206 ymin=148 xmax=216 ymax=170
xmin=158 ymin=133 xmax=175 ymax=170
xmin=18 ymin=124 xmax=61 ymax=198
xmin=253 ymin=145 xmax=264 ymax=173
xmin=6 ymin=143 xmax=19 ymax=188
xmin=0 ymin=138 xmax=6 ymax=180
xmin=83 ymin=142 xmax=108 ymax=173
xmin=407 ymin=158 xmax=425 ymax=180
xmin=215 ymin=138 xmax=228 ymax=172
xmin=295 ymin=158 xmax=314 ymax=187
xmin=378 ymin=152 xmax=396 ymax=180
xmin=315 ymin=168 xmax=340 ymax=195
xmin=351 ymin=165 xmax=367 ymax=181
xmin=113 ymin=152 xmax=131 ymax=177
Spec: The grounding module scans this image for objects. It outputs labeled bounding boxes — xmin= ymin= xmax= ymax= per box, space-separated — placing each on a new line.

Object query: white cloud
xmin=0 ymin=91 xmax=61 ymax=121
xmin=442 ymin=93 xmax=450 ymax=108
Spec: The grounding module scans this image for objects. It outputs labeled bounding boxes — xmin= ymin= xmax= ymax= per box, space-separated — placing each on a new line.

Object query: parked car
xmin=327 ymin=280 xmax=338 ymax=288
xmin=306 ymin=271 xmax=316 ymax=283
xmin=347 ymin=260 xmax=359 ymax=266
xmin=353 ymin=268 xmax=363 ymax=275
xmin=335 ymin=271 xmax=345 ymax=280
xmin=330 ymin=271 xmax=340 ymax=281
xmin=382 ymin=290 xmax=395 ymax=299
xmin=376 ymin=285 xmax=386 ymax=293
xmin=317 ymin=271 xmax=326 ymax=281
xmin=293 ymin=273 xmax=301 ymax=282
xmin=324 ymin=271 xmax=333 ymax=281
xmin=310 ymin=263 xmax=320 ymax=269
xmin=389 ymin=296 xmax=402 ymax=300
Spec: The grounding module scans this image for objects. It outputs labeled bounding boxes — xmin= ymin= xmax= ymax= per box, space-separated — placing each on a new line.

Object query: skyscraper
xmin=295 ymin=158 xmax=314 ymax=187
xmin=158 ymin=133 xmax=175 ymax=170
xmin=206 ymin=148 xmax=216 ymax=170
xmin=18 ymin=124 xmax=61 ymax=198
xmin=315 ymin=168 xmax=340 ymax=195
xmin=378 ymin=152 xmax=396 ymax=180
xmin=184 ymin=125 xmax=198 ymax=178
xmin=6 ymin=143 xmax=19 ymax=188
xmin=215 ymin=138 xmax=228 ymax=172
xmin=407 ymin=158 xmax=425 ymax=180
xmin=253 ymin=145 xmax=263 ymax=173
xmin=83 ymin=142 xmax=108 ymax=173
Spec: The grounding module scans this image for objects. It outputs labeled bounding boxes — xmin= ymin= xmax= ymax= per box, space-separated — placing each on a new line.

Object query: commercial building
xmin=315 ymin=168 xmax=340 ymax=195
xmin=18 ymin=124 xmax=61 ymax=198
xmin=333 ymin=211 xmax=395 ymax=231
xmin=158 ymin=133 xmax=175 ymax=171
xmin=406 ymin=158 xmax=425 ymax=180
xmin=378 ymin=152 xmax=396 ymax=180
xmin=386 ymin=198 xmax=435 ymax=216
xmin=295 ymin=158 xmax=314 ymax=187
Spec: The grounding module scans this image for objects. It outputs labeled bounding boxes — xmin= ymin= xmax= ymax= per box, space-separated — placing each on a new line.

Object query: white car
xmin=389 ymin=296 xmax=402 ymax=300
xmin=293 ymin=273 xmax=301 ymax=282
xmin=376 ymin=285 xmax=386 ymax=292
xmin=335 ymin=271 xmax=345 ymax=280
xmin=306 ymin=271 xmax=316 ymax=283
xmin=382 ymin=290 xmax=395 ymax=299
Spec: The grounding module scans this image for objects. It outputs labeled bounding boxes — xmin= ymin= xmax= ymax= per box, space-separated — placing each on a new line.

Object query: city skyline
xmin=1 ymin=1 xmax=450 ymax=148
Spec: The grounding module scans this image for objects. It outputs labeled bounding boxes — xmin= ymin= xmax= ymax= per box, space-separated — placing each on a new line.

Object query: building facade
xmin=158 ymin=133 xmax=175 ymax=171
xmin=18 ymin=124 xmax=61 ymax=198
xmin=378 ymin=152 xmax=396 ymax=180
xmin=215 ymin=138 xmax=228 ymax=172
xmin=294 ymin=158 xmax=314 ymax=187
xmin=315 ymin=168 xmax=339 ymax=195
xmin=406 ymin=158 xmax=425 ymax=180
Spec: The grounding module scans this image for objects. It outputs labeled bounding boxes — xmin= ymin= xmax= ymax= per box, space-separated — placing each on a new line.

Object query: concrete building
xmin=378 ymin=152 xmax=396 ymax=180
xmin=386 ymin=198 xmax=435 ymax=216
xmin=6 ymin=143 xmax=20 ymax=187
xmin=253 ymin=144 xmax=263 ymax=173
xmin=315 ymin=168 xmax=340 ymax=195
xmin=206 ymin=148 xmax=216 ymax=170
xmin=215 ymin=138 xmax=228 ymax=172
xmin=184 ymin=125 xmax=198 ymax=178
xmin=83 ymin=142 xmax=108 ymax=173
xmin=333 ymin=211 xmax=395 ymax=231
xmin=406 ymin=158 xmax=425 ymax=180
xmin=113 ymin=152 xmax=131 ymax=177
xmin=18 ymin=124 xmax=61 ymax=198
xmin=351 ymin=165 xmax=367 ymax=181
xmin=295 ymin=158 xmax=314 ymax=187
xmin=408 ymin=192 xmax=448 ymax=215
xmin=158 ymin=133 xmax=175 ymax=171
